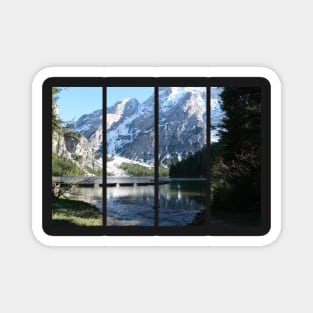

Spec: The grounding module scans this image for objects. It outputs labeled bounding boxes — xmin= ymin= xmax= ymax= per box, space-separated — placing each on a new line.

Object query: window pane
xmin=210 ymin=86 xmax=262 ymax=226
xmin=158 ymin=87 xmax=208 ymax=226
xmin=106 ymin=87 xmax=155 ymax=226
xmin=51 ymin=87 xmax=103 ymax=226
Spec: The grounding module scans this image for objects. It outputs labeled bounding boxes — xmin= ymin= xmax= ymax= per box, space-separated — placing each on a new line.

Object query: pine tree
xmin=52 ymin=87 xmax=62 ymax=131
xmin=211 ymin=87 xmax=261 ymax=211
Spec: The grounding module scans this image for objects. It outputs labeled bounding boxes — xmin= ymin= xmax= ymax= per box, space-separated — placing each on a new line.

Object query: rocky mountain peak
xmin=70 ymin=87 xmax=222 ymax=169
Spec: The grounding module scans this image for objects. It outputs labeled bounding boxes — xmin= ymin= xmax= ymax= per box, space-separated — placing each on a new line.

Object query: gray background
xmin=0 ymin=0 xmax=311 ymax=312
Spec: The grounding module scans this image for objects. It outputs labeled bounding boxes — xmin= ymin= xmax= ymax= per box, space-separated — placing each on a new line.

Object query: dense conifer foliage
xmin=211 ymin=87 xmax=261 ymax=211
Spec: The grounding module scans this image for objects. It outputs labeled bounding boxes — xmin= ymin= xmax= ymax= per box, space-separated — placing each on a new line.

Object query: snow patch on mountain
xmin=71 ymin=86 xmax=225 ymax=174
xmin=107 ymin=155 xmax=153 ymax=177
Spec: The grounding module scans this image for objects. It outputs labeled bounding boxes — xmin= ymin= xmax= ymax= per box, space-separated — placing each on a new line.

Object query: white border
xmin=32 ymin=67 xmax=281 ymax=246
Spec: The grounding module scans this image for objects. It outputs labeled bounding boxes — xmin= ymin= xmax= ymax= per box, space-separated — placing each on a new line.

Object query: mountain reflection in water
xmin=107 ymin=179 xmax=207 ymax=226
xmin=107 ymin=185 xmax=154 ymax=226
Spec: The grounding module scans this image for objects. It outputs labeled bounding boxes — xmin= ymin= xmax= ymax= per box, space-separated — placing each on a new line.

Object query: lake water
xmin=107 ymin=181 xmax=155 ymax=226
xmin=159 ymin=180 xmax=207 ymax=226
xmin=107 ymin=177 xmax=207 ymax=226
xmin=53 ymin=176 xmax=207 ymax=226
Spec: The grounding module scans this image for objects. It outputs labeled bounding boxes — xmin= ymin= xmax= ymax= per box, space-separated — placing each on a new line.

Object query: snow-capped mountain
xmin=158 ymin=87 xmax=207 ymax=164
xmin=107 ymin=95 xmax=154 ymax=163
xmin=72 ymin=87 xmax=223 ymax=167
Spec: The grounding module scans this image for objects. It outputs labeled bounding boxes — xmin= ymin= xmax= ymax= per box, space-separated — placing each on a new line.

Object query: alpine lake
xmin=53 ymin=176 xmax=208 ymax=226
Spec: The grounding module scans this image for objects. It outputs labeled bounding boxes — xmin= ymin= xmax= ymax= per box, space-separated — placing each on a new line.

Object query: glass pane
xmin=106 ymin=87 xmax=155 ymax=226
xmin=210 ymin=86 xmax=262 ymax=226
xmin=158 ymin=87 xmax=208 ymax=226
xmin=51 ymin=87 xmax=103 ymax=226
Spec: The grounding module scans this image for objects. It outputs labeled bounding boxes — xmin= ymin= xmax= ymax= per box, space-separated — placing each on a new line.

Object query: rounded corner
xmin=32 ymin=224 xmax=54 ymax=247
xmin=259 ymin=224 xmax=281 ymax=247
xmin=32 ymin=67 xmax=56 ymax=86
xmin=257 ymin=66 xmax=282 ymax=89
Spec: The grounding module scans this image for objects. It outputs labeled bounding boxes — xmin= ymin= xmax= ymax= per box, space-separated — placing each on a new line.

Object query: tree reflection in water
xmin=106 ymin=180 xmax=207 ymax=226
xmin=159 ymin=181 xmax=207 ymax=226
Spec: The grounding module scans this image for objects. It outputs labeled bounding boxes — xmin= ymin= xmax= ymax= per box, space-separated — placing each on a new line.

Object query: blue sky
xmin=56 ymin=86 xmax=219 ymax=122
xmin=107 ymin=87 xmax=154 ymax=107
xmin=56 ymin=87 xmax=102 ymax=122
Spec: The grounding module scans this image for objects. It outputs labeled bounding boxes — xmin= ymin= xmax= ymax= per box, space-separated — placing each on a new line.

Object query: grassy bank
xmin=52 ymin=197 xmax=102 ymax=226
